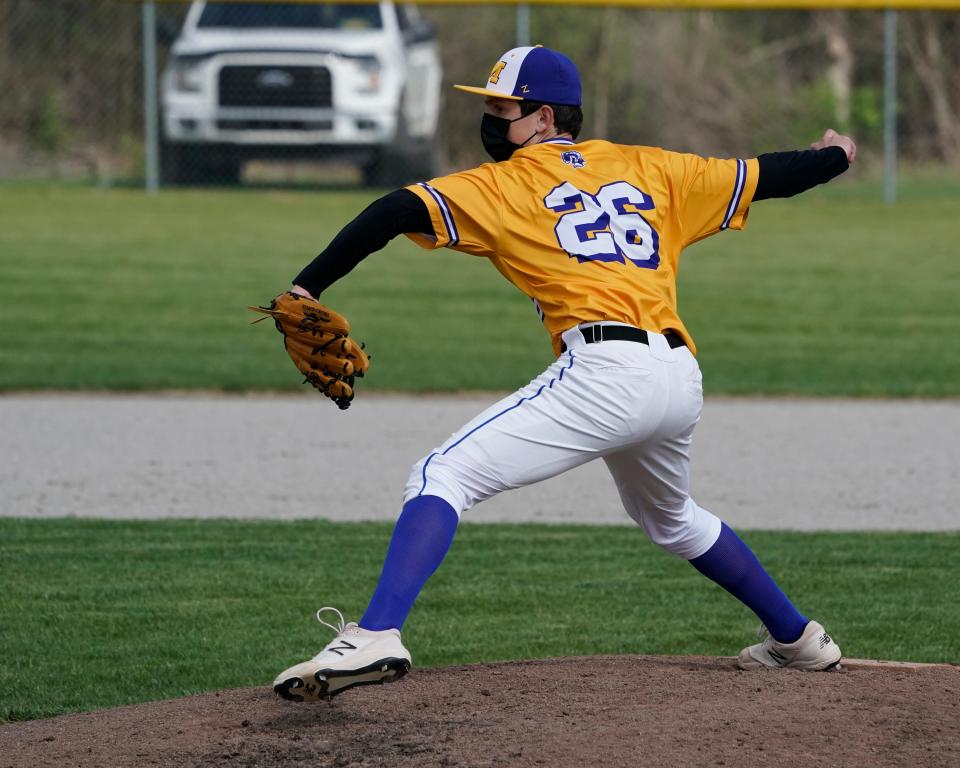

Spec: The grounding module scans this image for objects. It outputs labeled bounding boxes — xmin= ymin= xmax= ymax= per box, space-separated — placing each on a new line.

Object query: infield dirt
xmin=3 ymin=656 xmax=957 ymax=768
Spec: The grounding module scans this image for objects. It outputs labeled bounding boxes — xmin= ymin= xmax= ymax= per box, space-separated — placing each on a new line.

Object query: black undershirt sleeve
xmin=294 ymin=188 xmax=434 ymax=296
xmin=754 ymin=146 xmax=849 ymax=201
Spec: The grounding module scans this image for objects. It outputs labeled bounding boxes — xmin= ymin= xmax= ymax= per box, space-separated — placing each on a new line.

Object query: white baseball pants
xmin=403 ymin=324 xmax=722 ymax=560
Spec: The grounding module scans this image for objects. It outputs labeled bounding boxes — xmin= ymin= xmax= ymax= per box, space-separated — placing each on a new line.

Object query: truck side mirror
xmin=405 ymin=19 xmax=436 ymax=45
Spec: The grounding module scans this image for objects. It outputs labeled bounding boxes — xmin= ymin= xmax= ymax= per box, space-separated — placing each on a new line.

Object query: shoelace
xmin=755 ymin=624 xmax=770 ymax=642
xmin=316 ymin=606 xmax=346 ymax=635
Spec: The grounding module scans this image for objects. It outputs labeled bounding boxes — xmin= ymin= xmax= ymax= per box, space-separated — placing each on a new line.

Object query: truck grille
xmin=216 ymin=119 xmax=333 ymax=132
xmin=218 ymin=65 xmax=332 ymax=108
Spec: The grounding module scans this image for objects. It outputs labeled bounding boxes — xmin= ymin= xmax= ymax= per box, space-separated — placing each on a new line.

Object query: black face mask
xmin=481 ymin=112 xmax=539 ymax=162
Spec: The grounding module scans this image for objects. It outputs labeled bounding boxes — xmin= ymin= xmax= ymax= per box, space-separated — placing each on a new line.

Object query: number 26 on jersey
xmin=544 ymin=181 xmax=660 ymax=270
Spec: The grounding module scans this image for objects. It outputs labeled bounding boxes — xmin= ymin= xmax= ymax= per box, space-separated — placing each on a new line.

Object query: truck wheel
xmin=361 ymin=113 xmax=441 ymax=187
xmin=161 ymin=143 xmax=241 ymax=186
xmin=361 ymin=150 xmax=388 ymax=187
xmin=362 ymin=149 xmax=411 ymax=188
xmin=407 ymin=138 xmax=443 ymax=182
xmin=203 ymin=157 xmax=242 ymax=186
xmin=160 ymin=142 xmax=188 ymax=185
xmin=362 ymin=114 xmax=410 ymax=187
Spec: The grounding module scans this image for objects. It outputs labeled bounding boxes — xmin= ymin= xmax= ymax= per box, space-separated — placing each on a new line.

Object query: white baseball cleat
xmin=273 ymin=607 xmax=412 ymax=701
xmin=737 ymin=620 xmax=842 ymax=671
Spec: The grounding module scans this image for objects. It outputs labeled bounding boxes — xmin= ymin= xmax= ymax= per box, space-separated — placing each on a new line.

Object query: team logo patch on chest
xmin=561 ymin=150 xmax=585 ymax=169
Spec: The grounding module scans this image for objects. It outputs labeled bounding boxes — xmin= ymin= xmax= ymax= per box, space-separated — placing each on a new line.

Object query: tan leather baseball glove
xmin=249 ymin=292 xmax=370 ymax=410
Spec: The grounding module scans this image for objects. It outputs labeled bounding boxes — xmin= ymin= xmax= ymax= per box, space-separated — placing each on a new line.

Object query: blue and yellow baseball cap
xmin=454 ymin=46 xmax=582 ymax=107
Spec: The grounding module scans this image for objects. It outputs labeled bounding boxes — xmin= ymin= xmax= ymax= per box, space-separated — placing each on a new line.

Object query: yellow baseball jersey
xmin=405 ymin=139 xmax=759 ymax=356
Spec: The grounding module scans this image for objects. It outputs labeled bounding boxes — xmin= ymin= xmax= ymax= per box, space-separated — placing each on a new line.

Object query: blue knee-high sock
xmin=689 ymin=522 xmax=809 ymax=643
xmin=359 ymin=495 xmax=459 ymax=632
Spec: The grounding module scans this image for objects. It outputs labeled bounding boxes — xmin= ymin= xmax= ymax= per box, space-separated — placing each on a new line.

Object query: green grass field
xmin=1 ymin=518 xmax=957 ymax=722
xmin=2 ymin=173 xmax=959 ymax=395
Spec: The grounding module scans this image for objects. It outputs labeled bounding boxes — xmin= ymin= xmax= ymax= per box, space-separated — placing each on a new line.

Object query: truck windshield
xmin=197 ymin=3 xmax=382 ymax=30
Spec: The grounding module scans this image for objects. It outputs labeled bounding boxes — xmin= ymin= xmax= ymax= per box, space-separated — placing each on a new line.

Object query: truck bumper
xmin=163 ymin=106 xmax=397 ymax=147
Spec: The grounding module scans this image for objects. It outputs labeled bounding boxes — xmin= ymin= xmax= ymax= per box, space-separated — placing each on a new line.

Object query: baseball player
xmin=273 ymin=46 xmax=855 ymax=702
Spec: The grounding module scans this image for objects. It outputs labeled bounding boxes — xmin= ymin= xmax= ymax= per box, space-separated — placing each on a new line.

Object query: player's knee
xmin=636 ymin=498 xmax=721 ymax=559
xmin=403 ymin=453 xmax=468 ymax=514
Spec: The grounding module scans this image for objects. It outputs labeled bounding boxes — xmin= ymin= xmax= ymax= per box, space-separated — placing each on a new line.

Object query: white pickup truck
xmin=160 ymin=1 xmax=442 ymax=185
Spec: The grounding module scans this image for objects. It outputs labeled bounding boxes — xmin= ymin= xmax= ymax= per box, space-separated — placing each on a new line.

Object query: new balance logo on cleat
xmin=819 ymin=634 xmax=832 ymax=649
xmin=767 ymin=648 xmax=788 ymax=665
xmin=327 ymin=640 xmax=357 ymax=656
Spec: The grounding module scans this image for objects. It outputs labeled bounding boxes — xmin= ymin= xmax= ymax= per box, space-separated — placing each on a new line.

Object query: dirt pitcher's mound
xmin=3 ymin=656 xmax=958 ymax=768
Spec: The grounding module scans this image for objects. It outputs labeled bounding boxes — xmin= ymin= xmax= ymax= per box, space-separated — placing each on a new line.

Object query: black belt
xmin=560 ymin=324 xmax=686 ymax=353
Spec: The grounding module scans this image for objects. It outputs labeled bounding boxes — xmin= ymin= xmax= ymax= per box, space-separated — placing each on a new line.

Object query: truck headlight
xmin=171 ymin=59 xmax=204 ymax=93
xmin=352 ymin=56 xmax=381 ymax=94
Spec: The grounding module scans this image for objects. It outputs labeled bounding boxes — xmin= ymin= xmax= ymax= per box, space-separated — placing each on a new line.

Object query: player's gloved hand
xmin=811 ymin=129 xmax=856 ymax=165
xmin=249 ymin=291 xmax=370 ymax=410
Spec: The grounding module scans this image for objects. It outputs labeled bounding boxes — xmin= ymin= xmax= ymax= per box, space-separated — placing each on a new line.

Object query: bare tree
xmin=815 ymin=10 xmax=854 ymax=130
xmin=591 ymin=5 xmax=619 ymax=138
xmin=904 ymin=12 xmax=960 ymax=164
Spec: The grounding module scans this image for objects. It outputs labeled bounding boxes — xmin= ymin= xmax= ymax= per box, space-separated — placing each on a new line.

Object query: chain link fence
xmin=1 ymin=0 xmax=958 ymax=188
